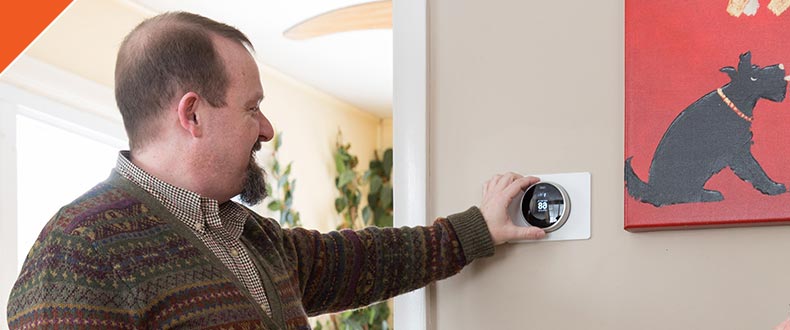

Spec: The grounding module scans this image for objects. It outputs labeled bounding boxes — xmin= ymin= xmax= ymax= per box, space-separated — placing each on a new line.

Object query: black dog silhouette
xmin=625 ymin=51 xmax=787 ymax=206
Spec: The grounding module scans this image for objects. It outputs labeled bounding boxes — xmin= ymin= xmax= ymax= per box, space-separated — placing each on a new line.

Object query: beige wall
xmin=428 ymin=1 xmax=790 ymax=330
xmin=26 ymin=0 xmax=144 ymax=91
xmin=255 ymin=65 xmax=384 ymax=231
xmin=380 ymin=117 xmax=393 ymax=150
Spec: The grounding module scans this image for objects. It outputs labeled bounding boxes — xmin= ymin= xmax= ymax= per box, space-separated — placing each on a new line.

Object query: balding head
xmin=115 ymin=12 xmax=253 ymax=150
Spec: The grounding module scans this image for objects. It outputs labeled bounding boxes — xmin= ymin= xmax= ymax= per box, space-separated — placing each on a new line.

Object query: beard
xmin=239 ymin=141 xmax=268 ymax=205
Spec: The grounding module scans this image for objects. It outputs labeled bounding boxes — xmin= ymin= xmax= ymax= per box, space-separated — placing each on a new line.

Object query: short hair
xmin=115 ymin=12 xmax=254 ymax=150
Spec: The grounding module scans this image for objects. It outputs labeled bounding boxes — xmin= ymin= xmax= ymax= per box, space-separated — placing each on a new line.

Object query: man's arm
xmin=281 ymin=208 xmax=488 ymax=315
xmin=279 ymin=172 xmax=544 ymax=315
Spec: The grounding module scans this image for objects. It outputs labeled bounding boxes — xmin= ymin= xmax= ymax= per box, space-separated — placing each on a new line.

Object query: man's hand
xmin=480 ymin=172 xmax=546 ymax=245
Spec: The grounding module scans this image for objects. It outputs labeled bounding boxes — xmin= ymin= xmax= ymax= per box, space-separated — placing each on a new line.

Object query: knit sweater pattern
xmin=7 ymin=172 xmax=494 ymax=329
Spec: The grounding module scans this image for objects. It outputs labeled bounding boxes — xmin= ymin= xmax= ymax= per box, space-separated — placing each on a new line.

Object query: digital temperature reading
xmin=536 ymin=200 xmax=548 ymax=211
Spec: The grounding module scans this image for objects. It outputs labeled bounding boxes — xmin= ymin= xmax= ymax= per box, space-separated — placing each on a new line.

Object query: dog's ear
xmin=738 ymin=51 xmax=752 ymax=73
xmin=720 ymin=66 xmax=737 ymax=79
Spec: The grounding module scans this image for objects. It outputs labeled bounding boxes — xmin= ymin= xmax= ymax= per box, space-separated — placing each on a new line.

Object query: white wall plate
xmin=508 ymin=172 xmax=591 ymax=243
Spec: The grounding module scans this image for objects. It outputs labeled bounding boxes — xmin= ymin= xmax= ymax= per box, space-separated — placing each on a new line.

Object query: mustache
xmin=252 ymin=140 xmax=262 ymax=152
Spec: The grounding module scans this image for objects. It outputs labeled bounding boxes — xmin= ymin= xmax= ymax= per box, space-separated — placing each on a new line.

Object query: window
xmin=15 ymin=113 xmax=119 ymax=269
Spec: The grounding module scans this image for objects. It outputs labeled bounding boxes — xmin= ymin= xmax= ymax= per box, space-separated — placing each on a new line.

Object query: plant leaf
xmin=369 ymin=159 xmax=382 ymax=173
xmin=367 ymin=193 xmax=379 ymax=208
xmin=362 ymin=169 xmax=373 ymax=183
xmin=335 ymin=197 xmax=347 ymax=213
xmin=376 ymin=213 xmax=393 ymax=227
xmin=362 ymin=206 xmax=372 ymax=224
xmin=274 ymin=132 xmax=283 ymax=150
xmin=334 ymin=153 xmax=346 ymax=173
xmin=272 ymin=160 xmax=280 ymax=174
xmin=370 ymin=176 xmax=382 ymax=194
xmin=350 ymin=189 xmax=361 ymax=207
xmin=267 ymin=200 xmax=282 ymax=211
xmin=383 ymin=148 xmax=393 ymax=177
xmin=381 ymin=186 xmax=393 ymax=208
xmin=277 ymin=174 xmax=288 ymax=188
xmin=338 ymin=170 xmax=356 ymax=188
xmin=369 ymin=308 xmax=377 ymax=324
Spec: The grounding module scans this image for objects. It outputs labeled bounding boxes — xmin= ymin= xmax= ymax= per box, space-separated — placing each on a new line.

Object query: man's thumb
xmin=518 ymin=226 xmax=546 ymax=240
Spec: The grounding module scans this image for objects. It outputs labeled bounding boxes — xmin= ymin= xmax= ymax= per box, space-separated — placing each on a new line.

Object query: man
xmin=6 ymin=12 xmax=545 ymax=329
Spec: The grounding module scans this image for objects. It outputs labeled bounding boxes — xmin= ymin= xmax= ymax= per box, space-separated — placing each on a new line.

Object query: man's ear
xmin=176 ymin=92 xmax=202 ymax=137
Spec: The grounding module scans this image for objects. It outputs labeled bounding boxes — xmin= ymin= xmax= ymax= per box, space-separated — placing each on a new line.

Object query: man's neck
xmin=130 ymin=148 xmax=211 ymax=200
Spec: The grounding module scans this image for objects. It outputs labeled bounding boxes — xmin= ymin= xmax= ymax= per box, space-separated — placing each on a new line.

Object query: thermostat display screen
xmin=522 ymin=183 xmax=566 ymax=229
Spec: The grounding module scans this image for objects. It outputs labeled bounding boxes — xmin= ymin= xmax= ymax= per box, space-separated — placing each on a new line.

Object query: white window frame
xmin=393 ymin=1 xmax=429 ymax=330
xmin=0 ymin=56 xmax=126 ymax=145
xmin=0 ymin=96 xmax=18 ymax=330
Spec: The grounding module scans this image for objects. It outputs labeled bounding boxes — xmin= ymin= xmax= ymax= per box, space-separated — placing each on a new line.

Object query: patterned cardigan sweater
xmin=7 ymin=172 xmax=495 ymax=329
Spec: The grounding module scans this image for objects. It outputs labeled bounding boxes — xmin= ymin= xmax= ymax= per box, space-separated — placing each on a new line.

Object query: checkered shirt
xmin=115 ymin=151 xmax=271 ymax=316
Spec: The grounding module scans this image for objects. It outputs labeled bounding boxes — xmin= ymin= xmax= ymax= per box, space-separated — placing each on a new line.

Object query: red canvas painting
xmin=625 ymin=0 xmax=790 ymax=231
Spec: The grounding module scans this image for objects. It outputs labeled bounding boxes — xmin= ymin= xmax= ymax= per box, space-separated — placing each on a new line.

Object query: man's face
xmin=200 ymin=37 xmax=274 ymax=204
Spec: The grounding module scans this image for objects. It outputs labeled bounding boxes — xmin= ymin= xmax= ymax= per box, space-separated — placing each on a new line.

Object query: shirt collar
xmin=115 ymin=151 xmax=248 ymax=239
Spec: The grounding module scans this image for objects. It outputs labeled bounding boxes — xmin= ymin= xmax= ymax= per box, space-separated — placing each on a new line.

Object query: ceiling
xmin=131 ymin=0 xmax=392 ymax=118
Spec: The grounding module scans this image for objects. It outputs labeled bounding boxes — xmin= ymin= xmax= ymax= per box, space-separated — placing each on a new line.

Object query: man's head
xmin=116 ymin=12 xmax=250 ymax=149
xmin=116 ymin=12 xmax=273 ymax=204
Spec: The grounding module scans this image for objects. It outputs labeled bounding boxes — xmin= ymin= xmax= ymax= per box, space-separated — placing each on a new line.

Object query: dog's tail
xmin=624 ymin=157 xmax=651 ymax=202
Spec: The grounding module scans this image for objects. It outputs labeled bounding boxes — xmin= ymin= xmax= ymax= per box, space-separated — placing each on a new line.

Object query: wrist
xmin=447 ymin=206 xmax=496 ymax=263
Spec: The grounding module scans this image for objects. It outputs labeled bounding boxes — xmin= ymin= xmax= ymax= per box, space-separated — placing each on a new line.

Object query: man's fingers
xmin=487 ymin=173 xmax=537 ymax=194
xmin=504 ymin=176 xmax=540 ymax=199
xmin=490 ymin=172 xmax=518 ymax=190
xmin=494 ymin=224 xmax=547 ymax=245
xmin=518 ymin=226 xmax=546 ymax=240
xmin=500 ymin=172 xmax=520 ymax=183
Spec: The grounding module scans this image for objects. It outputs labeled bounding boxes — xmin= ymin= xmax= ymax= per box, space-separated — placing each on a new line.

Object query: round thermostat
xmin=520 ymin=182 xmax=571 ymax=233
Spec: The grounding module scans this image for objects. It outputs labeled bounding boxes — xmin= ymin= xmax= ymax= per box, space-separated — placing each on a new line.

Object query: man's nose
xmin=258 ymin=113 xmax=274 ymax=142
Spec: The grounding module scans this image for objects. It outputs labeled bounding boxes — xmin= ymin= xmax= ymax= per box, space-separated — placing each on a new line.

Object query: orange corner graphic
xmin=0 ymin=0 xmax=73 ymax=74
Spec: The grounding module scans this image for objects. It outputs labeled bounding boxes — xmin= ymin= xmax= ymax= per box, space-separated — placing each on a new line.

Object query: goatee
xmin=239 ymin=141 xmax=268 ymax=205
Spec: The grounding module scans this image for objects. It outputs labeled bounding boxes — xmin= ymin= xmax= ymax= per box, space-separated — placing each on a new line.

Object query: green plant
xmin=315 ymin=131 xmax=392 ymax=330
xmin=333 ymin=131 xmax=362 ymax=230
xmin=334 ymin=301 xmax=390 ymax=330
xmin=362 ymin=148 xmax=393 ymax=227
xmin=265 ymin=132 xmax=302 ymax=227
